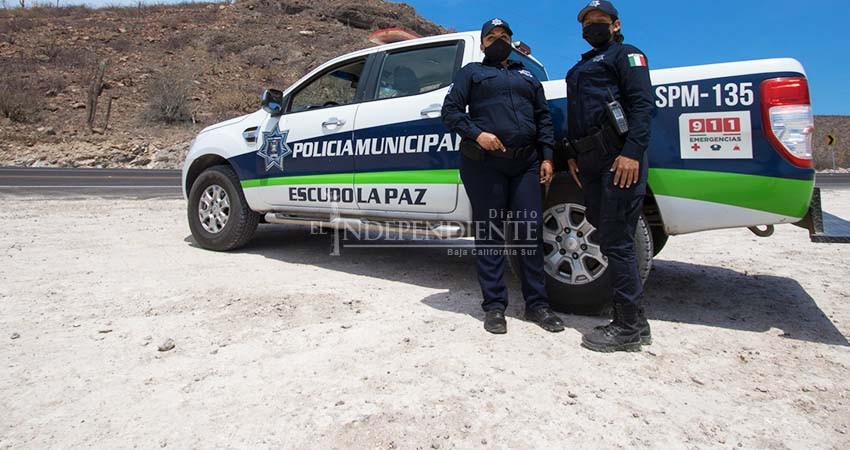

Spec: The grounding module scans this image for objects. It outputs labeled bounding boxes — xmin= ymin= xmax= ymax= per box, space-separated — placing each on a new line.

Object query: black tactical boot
xmin=637 ymin=304 xmax=652 ymax=345
xmin=582 ymin=303 xmax=642 ymax=353
xmin=595 ymin=303 xmax=652 ymax=346
xmin=524 ymin=307 xmax=565 ymax=333
xmin=483 ymin=310 xmax=507 ymax=334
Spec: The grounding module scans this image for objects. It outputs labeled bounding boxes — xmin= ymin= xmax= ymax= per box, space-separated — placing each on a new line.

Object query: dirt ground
xmin=1 ymin=190 xmax=849 ymax=450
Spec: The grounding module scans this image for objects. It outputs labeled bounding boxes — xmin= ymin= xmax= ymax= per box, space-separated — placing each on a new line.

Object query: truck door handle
xmin=420 ymin=104 xmax=442 ymax=117
xmin=322 ymin=117 xmax=346 ymax=129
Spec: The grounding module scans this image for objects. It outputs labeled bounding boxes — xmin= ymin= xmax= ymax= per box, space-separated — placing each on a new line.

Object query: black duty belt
xmin=567 ymin=123 xmax=625 ymax=155
xmin=459 ymin=139 xmax=536 ymax=161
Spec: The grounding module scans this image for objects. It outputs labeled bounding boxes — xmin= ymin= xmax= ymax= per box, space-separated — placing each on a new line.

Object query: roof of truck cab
xmin=295 ymin=31 xmax=545 ymax=82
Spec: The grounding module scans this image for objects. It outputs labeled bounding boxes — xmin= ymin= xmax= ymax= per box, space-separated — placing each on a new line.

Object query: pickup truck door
xmin=351 ymin=37 xmax=473 ymax=214
xmin=256 ymin=56 xmax=373 ymax=210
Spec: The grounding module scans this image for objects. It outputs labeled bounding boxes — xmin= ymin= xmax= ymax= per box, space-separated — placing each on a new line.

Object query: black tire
xmin=650 ymin=226 xmax=669 ymax=256
xmin=187 ymin=165 xmax=259 ymax=251
xmin=509 ymin=173 xmax=653 ymax=316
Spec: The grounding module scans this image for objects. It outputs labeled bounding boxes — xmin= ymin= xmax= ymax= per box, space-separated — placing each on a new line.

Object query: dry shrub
xmin=0 ymin=74 xmax=41 ymax=123
xmin=40 ymin=71 xmax=67 ymax=94
xmin=163 ymin=31 xmax=197 ymax=52
xmin=39 ymin=37 xmax=63 ymax=62
xmin=240 ymin=45 xmax=290 ymax=70
xmin=206 ymin=31 xmax=261 ymax=59
xmin=108 ymin=38 xmax=132 ymax=52
xmin=212 ymin=86 xmax=260 ymax=122
xmin=143 ymin=70 xmax=194 ymax=124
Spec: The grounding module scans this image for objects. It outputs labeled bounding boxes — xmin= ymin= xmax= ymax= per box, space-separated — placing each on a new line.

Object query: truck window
xmin=376 ymin=42 xmax=462 ymax=100
xmin=290 ymin=58 xmax=367 ymax=113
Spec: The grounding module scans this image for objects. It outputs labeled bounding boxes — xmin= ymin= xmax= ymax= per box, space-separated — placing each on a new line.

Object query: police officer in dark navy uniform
xmin=442 ymin=18 xmax=564 ymax=335
xmin=564 ymin=1 xmax=654 ymax=352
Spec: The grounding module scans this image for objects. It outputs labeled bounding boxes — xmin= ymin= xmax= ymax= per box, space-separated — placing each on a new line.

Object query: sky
xmin=394 ymin=0 xmax=848 ymax=116
xmin=23 ymin=0 xmax=849 ymax=115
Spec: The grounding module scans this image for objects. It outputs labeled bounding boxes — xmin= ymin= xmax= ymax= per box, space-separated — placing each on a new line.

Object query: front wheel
xmin=512 ymin=174 xmax=654 ymax=316
xmin=187 ymin=165 xmax=259 ymax=251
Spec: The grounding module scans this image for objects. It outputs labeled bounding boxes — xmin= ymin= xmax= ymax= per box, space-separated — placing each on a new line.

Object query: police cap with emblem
xmin=481 ymin=18 xmax=513 ymax=39
xmin=577 ymin=0 xmax=619 ymax=22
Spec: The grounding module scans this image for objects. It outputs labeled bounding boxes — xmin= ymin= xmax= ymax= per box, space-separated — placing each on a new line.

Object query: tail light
xmin=760 ymin=77 xmax=814 ymax=168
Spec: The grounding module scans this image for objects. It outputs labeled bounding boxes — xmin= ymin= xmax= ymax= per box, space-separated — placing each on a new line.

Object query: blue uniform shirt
xmin=565 ymin=41 xmax=655 ymax=161
xmin=441 ymin=59 xmax=556 ymax=161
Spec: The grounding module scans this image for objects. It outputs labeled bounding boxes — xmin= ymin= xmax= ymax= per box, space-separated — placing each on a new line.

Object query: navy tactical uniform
xmin=566 ymin=1 xmax=655 ymax=350
xmin=442 ymin=19 xmax=556 ymax=320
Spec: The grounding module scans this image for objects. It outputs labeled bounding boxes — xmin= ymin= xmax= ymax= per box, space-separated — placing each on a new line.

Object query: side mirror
xmin=261 ymin=89 xmax=284 ymax=116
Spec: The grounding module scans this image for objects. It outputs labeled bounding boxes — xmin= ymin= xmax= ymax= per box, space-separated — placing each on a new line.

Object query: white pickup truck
xmin=182 ymin=30 xmax=841 ymax=314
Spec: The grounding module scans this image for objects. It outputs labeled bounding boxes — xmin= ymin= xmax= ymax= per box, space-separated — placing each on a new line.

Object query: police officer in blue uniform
xmin=442 ymin=19 xmax=564 ymax=335
xmin=564 ymin=1 xmax=654 ymax=352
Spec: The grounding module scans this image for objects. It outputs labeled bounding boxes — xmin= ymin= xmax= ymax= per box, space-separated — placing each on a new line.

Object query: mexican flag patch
xmin=627 ymin=53 xmax=647 ymax=68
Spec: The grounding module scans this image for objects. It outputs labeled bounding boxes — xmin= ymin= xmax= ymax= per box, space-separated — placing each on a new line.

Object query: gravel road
xmin=1 ymin=191 xmax=849 ymax=449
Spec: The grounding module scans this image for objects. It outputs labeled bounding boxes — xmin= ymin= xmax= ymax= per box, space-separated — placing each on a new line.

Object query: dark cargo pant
xmin=577 ymin=148 xmax=648 ymax=306
xmin=459 ymin=151 xmax=549 ymax=313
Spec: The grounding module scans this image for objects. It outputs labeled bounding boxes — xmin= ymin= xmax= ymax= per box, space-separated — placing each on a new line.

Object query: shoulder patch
xmin=518 ymin=69 xmax=534 ymax=79
xmin=627 ymin=53 xmax=648 ymax=68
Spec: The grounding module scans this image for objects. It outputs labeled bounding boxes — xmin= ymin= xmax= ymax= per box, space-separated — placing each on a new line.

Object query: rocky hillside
xmin=0 ymin=0 xmax=446 ymax=169
xmin=0 ymin=4 xmax=846 ymax=171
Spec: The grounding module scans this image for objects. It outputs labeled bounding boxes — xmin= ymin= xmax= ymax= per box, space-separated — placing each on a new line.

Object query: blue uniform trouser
xmin=459 ymin=152 xmax=549 ymax=313
xmin=577 ymin=150 xmax=649 ymax=306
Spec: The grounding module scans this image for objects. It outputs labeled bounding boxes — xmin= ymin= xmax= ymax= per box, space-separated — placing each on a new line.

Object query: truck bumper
xmin=795 ymin=187 xmax=850 ymax=243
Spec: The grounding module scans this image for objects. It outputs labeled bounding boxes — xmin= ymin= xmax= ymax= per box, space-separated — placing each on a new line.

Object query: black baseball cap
xmin=577 ymin=0 xmax=619 ymax=23
xmin=481 ymin=18 xmax=513 ymax=39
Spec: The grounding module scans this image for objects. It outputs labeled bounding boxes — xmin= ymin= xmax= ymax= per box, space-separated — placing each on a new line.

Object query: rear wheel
xmin=187 ymin=165 xmax=259 ymax=251
xmin=510 ymin=174 xmax=653 ymax=316
xmin=650 ymin=226 xmax=669 ymax=256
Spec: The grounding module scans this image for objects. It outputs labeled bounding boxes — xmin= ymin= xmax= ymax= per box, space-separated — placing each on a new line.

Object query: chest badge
xmin=518 ymin=69 xmax=534 ymax=78
xmin=592 ymin=54 xmax=605 ymax=63
xmin=257 ymin=125 xmax=292 ymax=172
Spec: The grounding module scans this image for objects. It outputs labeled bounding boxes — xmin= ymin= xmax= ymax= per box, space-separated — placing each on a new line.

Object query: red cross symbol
xmin=691 ymin=143 xmax=701 ymax=151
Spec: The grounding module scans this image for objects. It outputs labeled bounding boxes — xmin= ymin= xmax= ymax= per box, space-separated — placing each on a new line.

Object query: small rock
xmin=299 ymin=30 xmax=315 ymax=36
xmin=72 ymin=102 xmax=86 ymax=109
xmin=755 ymin=386 xmax=769 ymax=393
xmin=158 ymin=338 xmax=175 ymax=352
xmin=340 ymin=324 xmax=352 ymax=329
xmin=98 ymin=329 xmax=113 ymax=334
xmin=10 ymin=332 xmax=20 ymax=340
xmin=567 ymin=391 xmax=578 ymax=399
xmin=481 ymin=439 xmax=487 ymax=445
xmin=210 ymin=348 xmax=219 ymax=355
xmin=335 ymin=400 xmax=345 ymax=406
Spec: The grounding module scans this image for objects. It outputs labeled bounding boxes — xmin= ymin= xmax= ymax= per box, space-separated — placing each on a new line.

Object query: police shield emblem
xmin=257 ymin=125 xmax=292 ymax=171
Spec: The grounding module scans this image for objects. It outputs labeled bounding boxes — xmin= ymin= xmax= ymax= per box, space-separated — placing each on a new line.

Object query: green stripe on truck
xmin=241 ymin=169 xmax=460 ymax=188
xmin=648 ymin=168 xmax=813 ymax=218
xmin=242 ymin=167 xmax=812 ymax=219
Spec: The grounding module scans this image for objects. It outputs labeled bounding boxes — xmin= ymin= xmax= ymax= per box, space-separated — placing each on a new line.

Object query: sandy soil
xmin=1 ymin=190 xmax=849 ymax=450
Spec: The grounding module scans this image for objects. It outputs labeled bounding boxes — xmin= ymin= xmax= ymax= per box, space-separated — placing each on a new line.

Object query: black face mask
xmin=583 ymin=22 xmax=612 ymax=48
xmin=484 ymin=38 xmax=513 ymax=63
